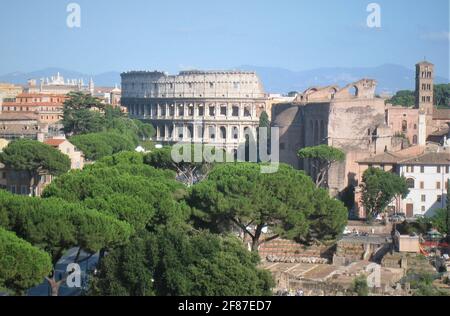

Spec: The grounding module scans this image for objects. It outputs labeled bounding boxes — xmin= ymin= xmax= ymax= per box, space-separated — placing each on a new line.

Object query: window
xmin=220 ymin=106 xmax=227 ymax=116
xmin=420 ymin=166 xmax=425 ymax=173
xmin=232 ymin=127 xmax=239 ymax=139
xmin=197 ymin=126 xmax=204 ymax=138
xmin=232 ymin=106 xmax=239 ymax=117
xmin=402 ymin=120 xmax=407 ymax=132
xmin=209 ymin=126 xmax=215 ymax=139
xmin=421 ymin=195 xmax=426 ymax=202
xmin=437 ymin=195 xmax=442 ymax=203
xmin=244 ymin=106 xmax=251 ymax=117
xmin=436 ymin=182 xmax=441 ymax=190
xmin=437 ymin=166 xmax=441 ymax=173
xmin=421 ymin=206 xmax=425 ymax=213
xmin=198 ymin=106 xmax=204 ymax=116
xmin=220 ymin=127 xmax=226 ymax=139
xmin=406 ymin=178 xmax=415 ymax=189
xmin=420 ymin=181 xmax=424 ymax=189
xmin=209 ymin=106 xmax=215 ymax=116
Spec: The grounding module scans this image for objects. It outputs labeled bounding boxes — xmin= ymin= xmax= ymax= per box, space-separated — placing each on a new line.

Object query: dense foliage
xmin=0 ymin=227 xmax=52 ymax=295
xmin=361 ymin=167 xmax=409 ymax=220
xmin=43 ymin=152 xmax=187 ymax=231
xmin=0 ymin=139 xmax=71 ymax=177
xmin=62 ymin=92 xmax=106 ymax=135
xmin=62 ymin=93 xmax=155 ymax=160
xmin=351 ymin=275 xmax=369 ymax=296
xmin=387 ymin=90 xmax=415 ymax=107
xmin=0 ymin=190 xmax=133 ymax=264
xmin=188 ymin=163 xmax=348 ymax=251
xmin=70 ymin=132 xmax=135 ymax=161
xmin=90 ymin=229 xmax=274 ymax=296
xmin=42 ymin=152 xmax=275 ymax=296
xmin=144 ymin=145 xmax=226 ymax=186
xmin=298 ymin=145 xmax=345 ymax=188
xmin=388 ymin=84 xmax=450 ymax=108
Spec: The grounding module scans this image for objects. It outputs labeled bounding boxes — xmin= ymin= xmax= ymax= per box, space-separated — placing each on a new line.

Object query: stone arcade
xmin=121 ymin=70 xmax=269 ymax=152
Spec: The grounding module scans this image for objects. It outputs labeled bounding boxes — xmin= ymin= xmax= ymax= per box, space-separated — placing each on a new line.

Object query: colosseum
xmin=121 ymin=70 xmax=269 ymax=151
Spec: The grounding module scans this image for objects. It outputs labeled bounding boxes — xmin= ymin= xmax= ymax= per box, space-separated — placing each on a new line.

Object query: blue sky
xmin=0 ymin=0 xmax=449 ymax=77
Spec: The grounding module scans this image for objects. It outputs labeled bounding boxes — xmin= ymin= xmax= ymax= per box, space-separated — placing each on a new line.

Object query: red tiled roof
xmin=44 ymin=139 xmax=66 ymax=147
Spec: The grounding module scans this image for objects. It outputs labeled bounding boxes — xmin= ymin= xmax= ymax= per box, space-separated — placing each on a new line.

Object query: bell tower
xmin=415 ymin=61 xmax=434 ymax=115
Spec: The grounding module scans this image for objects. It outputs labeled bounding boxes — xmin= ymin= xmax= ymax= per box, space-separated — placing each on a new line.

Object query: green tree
xmin=351 ymin=275 xmax=369 ymax=296
xmin=430 ymin=184 xmax=450 ymax=236
xmin=387 ymin=84 xmax=450 ymax=109
xmin=0 ymin=190 xmax=133 ymax=296
xmin=62 ymin=92 xmax=106 ymax=135
xmin=70 ymin=132 xmax=135 ymax=161
xmin=434 ymin=84 xmax=450 ymax=108
xmin=387 ymin=90 xmax=415 ymax=107
xmin=298 ymin=145 xmax=346 ymax=188
xmin=0 ymin=139 xmax=71 ymax=177
xmin=42 ymin=152 xmax=188 ymax=230
xmin=409 ymin=272 xmax=449 ymax=296
xmin=90 ymin=229 xmax=274 ymax=296
xmin=188 ymin=163 xmax=348 ymax=251
xmin=361 ymin=167 xmax=409 ymax=221
xmin=0 ymin=227 xmax=53 ymax=295
xmin=144 ymin=145 xmax=226 ymax=186
xmin=0 ymin=139 xmax=71 ymax=195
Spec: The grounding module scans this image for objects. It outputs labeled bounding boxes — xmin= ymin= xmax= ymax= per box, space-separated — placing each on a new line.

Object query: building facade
xmin=386 ymin=61 xmax=450 ymax=147
xmin=272 ymin=79 xmax=395 ymax=196
xmin=25 ymin=72 xmax=94 ymax=95
xmin=2 ymin=93 xmax=66 ymax=124
xmin=44 ymin=137 xmax=85 ymax=170
xmin=398 ymin=151 xmax=449 ymax=217
xmin=356 ymin=145 xmax=450 ymax=218
xmin=0 ymin=83 xmax=23 ymax=100
xmin=121 ymin=70 xmax=269 ymax=151
xmin=0 ymin=113 xmax=47 ymax=141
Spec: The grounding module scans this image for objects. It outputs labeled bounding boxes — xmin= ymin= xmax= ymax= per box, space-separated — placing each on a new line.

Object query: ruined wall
xmin=272 ymin=79 xmax=394 ymax=196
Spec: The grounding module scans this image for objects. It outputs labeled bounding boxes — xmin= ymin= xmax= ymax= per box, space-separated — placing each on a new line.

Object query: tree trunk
xmin=45 ymin=273 xmax=66 ymax=297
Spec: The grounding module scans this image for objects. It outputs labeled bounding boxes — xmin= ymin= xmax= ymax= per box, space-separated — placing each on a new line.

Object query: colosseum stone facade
xmin=121 ymin=70 xmax=269 ymax=151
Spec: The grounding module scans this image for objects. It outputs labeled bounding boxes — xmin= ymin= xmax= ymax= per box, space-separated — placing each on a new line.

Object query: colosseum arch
xmin=220 ymin=126 xmax=227 ymax=140
xmin=348 ymin=85 xmax=359 ymax=97
xmin=232 ymin=126 xmax=239 ymax=139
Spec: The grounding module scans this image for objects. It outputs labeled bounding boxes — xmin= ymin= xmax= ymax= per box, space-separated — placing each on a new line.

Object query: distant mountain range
xmin=1 ymin=65 xmax=448 ymax=95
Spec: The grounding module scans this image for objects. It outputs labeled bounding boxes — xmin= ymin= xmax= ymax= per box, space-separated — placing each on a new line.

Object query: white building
xmin=26 ymin=72 xmax=94 ymax=95
xmin=399 ymin=150 xmax=449 ymax=217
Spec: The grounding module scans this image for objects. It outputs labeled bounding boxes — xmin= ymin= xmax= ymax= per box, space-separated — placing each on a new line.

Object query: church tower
xmin=89 ymin=78 xmax=95 ymax=95
xmin=415 ymin=61 xmax=434 ymax=115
